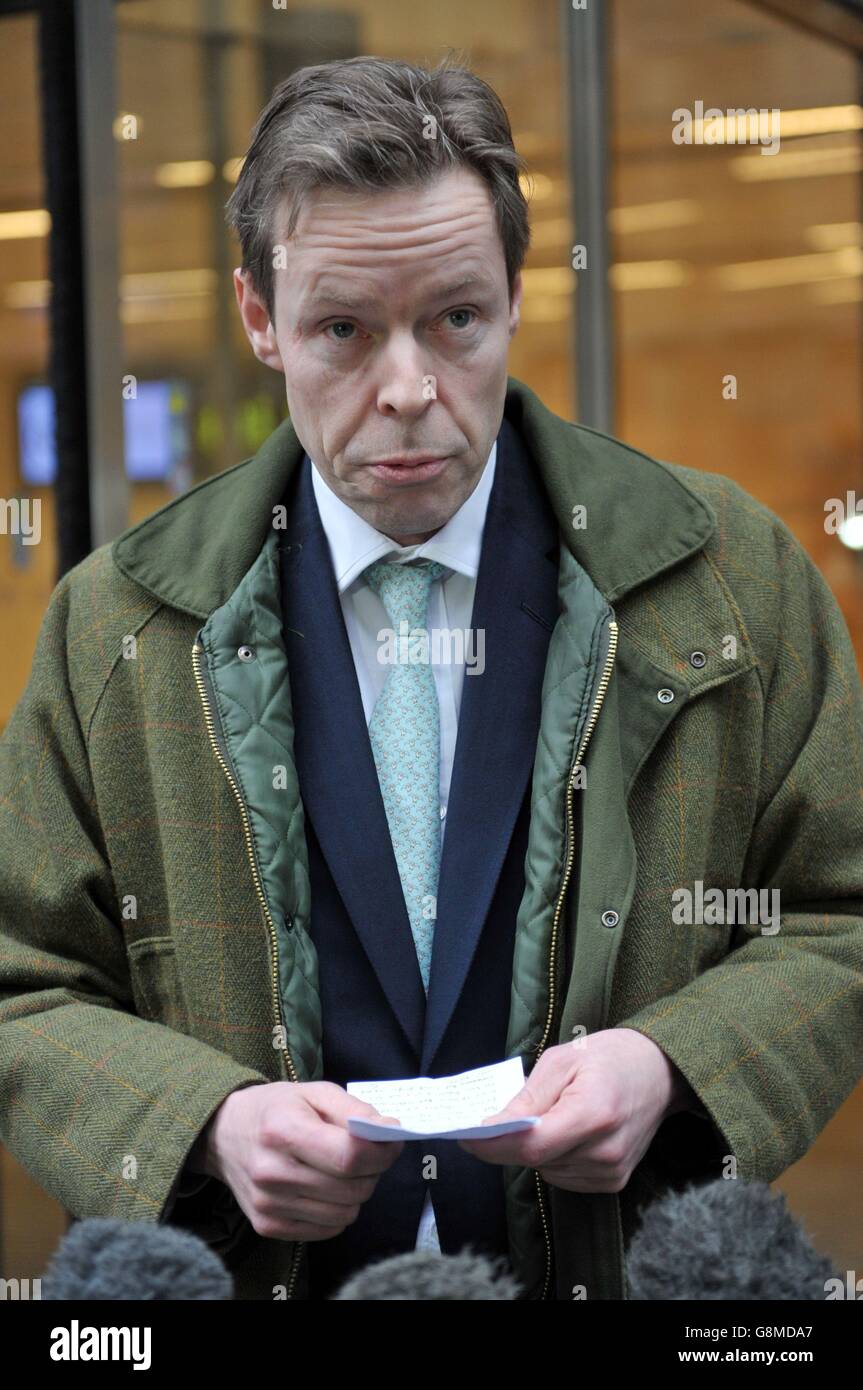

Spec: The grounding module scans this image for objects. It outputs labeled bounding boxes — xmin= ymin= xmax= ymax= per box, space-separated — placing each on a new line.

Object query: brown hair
xmin=225 ymin=53 xmax=531 ymax=323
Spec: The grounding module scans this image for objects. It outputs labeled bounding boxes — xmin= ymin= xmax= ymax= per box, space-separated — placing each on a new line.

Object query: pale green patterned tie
xmin=364 ymin=558 xmax=445 ymax=994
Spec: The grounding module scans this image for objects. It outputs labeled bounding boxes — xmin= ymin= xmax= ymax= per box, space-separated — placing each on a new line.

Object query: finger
xmin=459 ymin=1094 xmax=592 ymax=1166
xmin=488 ymin=1060 xmax=570 ymax=1122
xmin=273 ymin=1193 xmax=361 ymax=1229
xmin=289 ymin=1110 xmax=404 ymax=1179
xmin=484 ymin=1090 xmax=539 ymax=1122
xmin=303 ymin=1088 xmax=405 ymax=1152
xmin=305 ymin=1084 xmax=392 ymax=1125
xmin=524 ymin=1094 xmax=622 ymax=1161
xmin=538 ymin=1157 xmax=616 ymax=1185
xmin=458 ymin=1132 xmax=541 ymax=1165
xmin=254 ymin=1156 xmax=379 ymax=1206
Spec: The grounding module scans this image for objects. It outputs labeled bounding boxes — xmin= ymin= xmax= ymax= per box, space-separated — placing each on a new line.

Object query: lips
xmin=369 ymin=456 xmax=442 ymax=467
xmin=367 ymin=456 xmax=450 ymax=485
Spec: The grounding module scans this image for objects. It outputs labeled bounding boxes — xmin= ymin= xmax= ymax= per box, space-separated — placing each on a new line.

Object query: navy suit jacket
xmin=279 ymin=414 xmax=560 ymax=1297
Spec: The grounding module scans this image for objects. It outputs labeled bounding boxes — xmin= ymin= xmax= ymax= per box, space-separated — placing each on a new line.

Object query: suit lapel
xmin=279 ymin=459 xmax=426 ymax=1060
xmin=421 ymin=419 xmax=560 ymax=1072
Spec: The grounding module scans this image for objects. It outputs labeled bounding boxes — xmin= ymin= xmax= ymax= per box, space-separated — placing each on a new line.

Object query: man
xmin=1 ymin=56 xmax=861 ymax=1303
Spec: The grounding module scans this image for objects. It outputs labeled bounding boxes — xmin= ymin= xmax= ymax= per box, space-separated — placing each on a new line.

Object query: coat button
xmin=690 ymin=650 xmax=707 ymax=668
xmin=601 ymin=910 xmax=620 ymax=928
xmin=284 ymin=914 xmax=294 ymax=934
xmin=657 ymin=688 xmax=675 ymax=703
xmin=237 ymin=645 xmax=256 ymax=661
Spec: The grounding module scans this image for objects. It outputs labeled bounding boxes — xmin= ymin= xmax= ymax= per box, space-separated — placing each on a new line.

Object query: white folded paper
xmin=346 ymin=1057 xmax=539 ymax=1140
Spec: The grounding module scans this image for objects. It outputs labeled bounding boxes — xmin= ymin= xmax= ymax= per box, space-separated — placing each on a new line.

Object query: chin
xmin=377 ymin=519 xmax=439 ymax=541
xmin=371 ymin=498 xmax=450 ymax=534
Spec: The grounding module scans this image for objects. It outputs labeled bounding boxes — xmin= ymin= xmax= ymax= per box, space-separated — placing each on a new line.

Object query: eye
xmin=323 ymin=320 xmax=357 ymax=342
xmin=443 ymin=308 xmax=476 ymax=330
xmin=319 ymin=319 xmax=361 ymax=344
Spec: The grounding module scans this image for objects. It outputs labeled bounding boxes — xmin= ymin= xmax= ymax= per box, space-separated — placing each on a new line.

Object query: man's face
xmin=234 ymin=166 xmax=522 ymax=544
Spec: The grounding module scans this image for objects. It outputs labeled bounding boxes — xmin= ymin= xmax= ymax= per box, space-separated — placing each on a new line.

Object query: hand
xmin=457 ymin=1029 xmax=692 ymax=1194
xmin=197 ymin=1081 xmax=405 ymax=1241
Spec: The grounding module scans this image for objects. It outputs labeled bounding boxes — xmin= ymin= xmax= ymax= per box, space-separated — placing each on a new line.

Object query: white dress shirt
xmin=309 ymin=440 xmax=498 ymax=1254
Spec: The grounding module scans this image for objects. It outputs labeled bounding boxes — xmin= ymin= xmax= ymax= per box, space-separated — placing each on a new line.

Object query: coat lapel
xmin=422 ymin=419 xmax=560 ymax=1072
xmin=279 ymin=459 xmax=426 ymax=1059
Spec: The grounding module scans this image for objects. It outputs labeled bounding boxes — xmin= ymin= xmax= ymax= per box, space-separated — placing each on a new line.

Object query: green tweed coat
xmin=1 ymin=376 xmax=861 ymax=1300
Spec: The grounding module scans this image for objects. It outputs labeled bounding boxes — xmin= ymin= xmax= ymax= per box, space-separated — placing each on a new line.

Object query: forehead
xmin=277 ymin=167 xmax=507 ymax=302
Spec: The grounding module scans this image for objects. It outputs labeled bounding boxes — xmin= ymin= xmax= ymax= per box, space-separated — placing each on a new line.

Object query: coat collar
xmin=112 ymin=374 xmax=716 ymax=618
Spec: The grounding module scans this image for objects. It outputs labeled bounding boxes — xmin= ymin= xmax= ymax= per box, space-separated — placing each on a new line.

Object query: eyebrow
xmin=307 ymin=272 xmax=498 ymax=311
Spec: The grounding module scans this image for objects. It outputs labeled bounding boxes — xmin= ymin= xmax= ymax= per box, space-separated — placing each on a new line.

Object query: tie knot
xmin=364 ymin=558 xmax=445 ymax=626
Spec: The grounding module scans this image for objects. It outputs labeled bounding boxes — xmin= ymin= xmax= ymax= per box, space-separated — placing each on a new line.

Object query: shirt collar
xmin=310 ymin=439 xmax=497 ymax=594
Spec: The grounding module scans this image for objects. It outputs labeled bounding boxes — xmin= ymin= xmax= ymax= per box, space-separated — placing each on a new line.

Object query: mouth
xmin=366 ymin=456 xmax=450 ymax=485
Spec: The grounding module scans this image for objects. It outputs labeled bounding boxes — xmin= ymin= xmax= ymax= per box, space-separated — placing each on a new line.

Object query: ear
xmin=508 ymin=271 xmax=523 ymax=339
xmin=233 ymin=268 xmax=284 ymax=372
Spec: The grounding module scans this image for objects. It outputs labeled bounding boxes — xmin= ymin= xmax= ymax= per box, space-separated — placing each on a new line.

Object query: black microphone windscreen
xmin=42 ymin=1218 xmax=234 ymax=1300
xmin=332 ymin=1247 xmax=523 ymax=1300
xmin=626 ymin=1177 xmax=838 ymax=1300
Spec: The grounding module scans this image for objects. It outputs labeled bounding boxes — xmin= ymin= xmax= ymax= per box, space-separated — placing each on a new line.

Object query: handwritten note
xmin=346 ymin=1057 xmax=539 ymax=1140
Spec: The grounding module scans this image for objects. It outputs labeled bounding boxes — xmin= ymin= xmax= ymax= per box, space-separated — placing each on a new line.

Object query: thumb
xmin=481 ymin=1062 xmax=561 ymax=1124
xmin=309 ymin=1085 xmax=398 ymax=1126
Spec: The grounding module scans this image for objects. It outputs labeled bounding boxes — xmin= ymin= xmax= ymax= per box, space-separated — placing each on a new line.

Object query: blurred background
xmin=1 ymin=0 xmax=861 ymax=1288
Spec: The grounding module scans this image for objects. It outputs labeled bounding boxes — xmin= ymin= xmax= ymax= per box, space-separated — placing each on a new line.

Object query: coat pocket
xmin=126 ymin=935 xmax=187 ymax=1031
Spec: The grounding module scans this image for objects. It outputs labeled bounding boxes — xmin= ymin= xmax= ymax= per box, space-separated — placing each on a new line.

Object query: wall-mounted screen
xmin=17 ymin=379 xmax=191 ymax=485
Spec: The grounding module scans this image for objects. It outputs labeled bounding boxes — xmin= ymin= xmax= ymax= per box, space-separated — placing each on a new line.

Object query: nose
xmin=375 ymin=332 xmax=435 ymax=418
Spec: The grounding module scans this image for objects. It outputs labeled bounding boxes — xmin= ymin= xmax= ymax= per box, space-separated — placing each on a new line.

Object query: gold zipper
xmin=192 ymin=638 xmax=304 ymax=1300
xmin=532 ymin=616 xmax=619 ymax=1299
